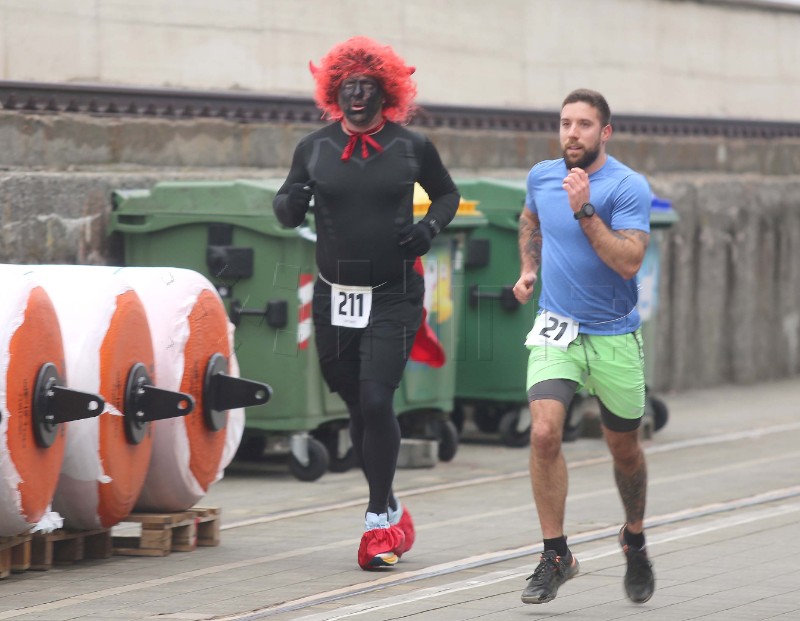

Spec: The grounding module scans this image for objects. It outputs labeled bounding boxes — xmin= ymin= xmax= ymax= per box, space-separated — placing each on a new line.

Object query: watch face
xmin=575 ymin=203 xmax=595 ymax=219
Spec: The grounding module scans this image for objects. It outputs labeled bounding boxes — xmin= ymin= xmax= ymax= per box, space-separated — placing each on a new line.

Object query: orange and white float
xmin=30 ymin=266 xmax=191 ymax=530
xmin=0 ymin=267 xmax=101 ymax=536
xmin=121 ymin=267 xmax=267 ymax=512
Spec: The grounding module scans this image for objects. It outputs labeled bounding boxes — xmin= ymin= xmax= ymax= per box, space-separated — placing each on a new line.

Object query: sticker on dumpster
xmin=422 ymin=247 xmax=453 ymax=324
xmin=298 ymin=274 xmax=313 ymax=349
xmin=636 ymin=244 xmax=659 ymax=322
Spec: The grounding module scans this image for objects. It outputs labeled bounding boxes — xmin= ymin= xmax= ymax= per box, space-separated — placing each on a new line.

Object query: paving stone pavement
xmin=0 ymin=378 xmax=799 ymax=620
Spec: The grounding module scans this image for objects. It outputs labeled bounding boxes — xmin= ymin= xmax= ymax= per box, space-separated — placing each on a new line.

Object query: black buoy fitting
xmin=123 ymin=363 xmax=195 ymax=445
xmin=202 ymin=353 xmax=272 ymax=432
xmin=31 ymin=362 xmax=104 ymax=448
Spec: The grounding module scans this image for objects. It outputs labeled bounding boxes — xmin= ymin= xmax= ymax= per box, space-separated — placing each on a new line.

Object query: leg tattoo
xmin=614 ymin=460 xmax=647 ymax=526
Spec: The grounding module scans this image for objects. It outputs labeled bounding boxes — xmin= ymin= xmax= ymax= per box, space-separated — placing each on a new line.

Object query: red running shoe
xmin=393 ymin=506 xmax=416 ymax=557
xmin=358 ymin=526 xmax=405 ymax=570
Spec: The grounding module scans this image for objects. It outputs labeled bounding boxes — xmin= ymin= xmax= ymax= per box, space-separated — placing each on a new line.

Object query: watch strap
xmin=425 ymin=218 xmax=441 ymax=236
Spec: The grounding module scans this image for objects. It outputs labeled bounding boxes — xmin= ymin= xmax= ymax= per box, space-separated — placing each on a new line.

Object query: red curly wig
xmin=309 ymin=36 xmax=417 ymax=124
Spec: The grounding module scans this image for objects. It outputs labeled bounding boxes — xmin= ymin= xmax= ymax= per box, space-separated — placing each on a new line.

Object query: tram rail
xmin=1 ymin=412 xmax=798 ymax=620
xmin=218 ymin=488 xmax=800 ymax=620
xmin=220 ymin=419 xmax=800 ymax=531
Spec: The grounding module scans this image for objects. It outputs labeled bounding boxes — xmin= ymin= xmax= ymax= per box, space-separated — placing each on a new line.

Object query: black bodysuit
xmin=273 ymin=120 xmax=459 ymax=519
xmin=274 ymin=121 xmax=460 ymax=286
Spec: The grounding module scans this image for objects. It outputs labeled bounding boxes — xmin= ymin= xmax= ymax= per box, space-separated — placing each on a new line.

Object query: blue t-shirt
xmin=525 ymin=155 xmax=651 ymax=335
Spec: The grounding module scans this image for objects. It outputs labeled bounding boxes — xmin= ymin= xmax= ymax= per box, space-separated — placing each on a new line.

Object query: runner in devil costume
xmin=273 ymin=36 xmax=460 ymax=570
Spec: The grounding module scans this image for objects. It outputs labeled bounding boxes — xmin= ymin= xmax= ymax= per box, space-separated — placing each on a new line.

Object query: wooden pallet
xmin=112 ymin=507 xmax=220 ymax=557
xmin=29 ymin=528 xmax=112 ymax=570
xmin=0 ymin=535 xmax=32 ymax=579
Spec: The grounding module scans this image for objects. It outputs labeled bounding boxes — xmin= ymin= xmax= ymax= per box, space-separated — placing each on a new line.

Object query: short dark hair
xmin=561 ymin=89 xmax=611 ymax=127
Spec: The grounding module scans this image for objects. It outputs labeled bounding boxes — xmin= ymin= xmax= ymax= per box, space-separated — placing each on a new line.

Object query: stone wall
xmin=1 ymin=110 xmax=799 ymax=392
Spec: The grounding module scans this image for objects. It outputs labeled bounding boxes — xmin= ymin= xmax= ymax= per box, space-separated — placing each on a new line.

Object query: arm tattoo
xmin=584 ymin=226 xmax=650 ymax=279
xmin=617 ymin=229 xmax=651 ymax=250
xmin=630 ymin=229 xmax=650 ymax=250
xmin=519 ymin=214 xmax=542 ymax=269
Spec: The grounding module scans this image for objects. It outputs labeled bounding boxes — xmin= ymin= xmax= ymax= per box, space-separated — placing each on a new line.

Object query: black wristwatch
xmin=425 ymin=218 xmax=441 ymax=236
xmin=574 ymin=202 xmax=596 ymax=220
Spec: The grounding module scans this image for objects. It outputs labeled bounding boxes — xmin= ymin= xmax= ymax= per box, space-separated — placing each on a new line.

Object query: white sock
xmin=387 ymin=504 xmax=404 ymax=525
xmin=365 ymin=512 xmax=390 ymax=531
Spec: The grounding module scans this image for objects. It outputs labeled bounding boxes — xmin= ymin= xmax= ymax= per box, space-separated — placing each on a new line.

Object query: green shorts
xmin=526 ymin=330 xmax=646 ymax=420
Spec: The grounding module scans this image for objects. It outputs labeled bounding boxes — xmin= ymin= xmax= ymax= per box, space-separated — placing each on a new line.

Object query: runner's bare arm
xmin=579 ymin=221 xmax=649 ymax=280
xmin=561 ymin=167 xmax=649 ymax=279
xmin=513 ymin=209 xmax=542 ymax=304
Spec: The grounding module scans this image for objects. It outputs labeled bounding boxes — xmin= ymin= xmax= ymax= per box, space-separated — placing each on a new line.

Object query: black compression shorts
xmin=528 ymin=378 xmax=641 ymax=432
xmin=312 ymin=267 xmax=424 ymax=394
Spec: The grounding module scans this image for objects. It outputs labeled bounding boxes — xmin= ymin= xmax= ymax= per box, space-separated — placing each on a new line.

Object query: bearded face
xmin=559 ymin=102 xmax=608 ymax=171
xmin=562 ymin=132 xmax=602 ymax=170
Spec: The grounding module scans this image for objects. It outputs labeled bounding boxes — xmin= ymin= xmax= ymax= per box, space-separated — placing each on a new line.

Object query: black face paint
xmin=338 ymin=75 xmax=383 ymax=130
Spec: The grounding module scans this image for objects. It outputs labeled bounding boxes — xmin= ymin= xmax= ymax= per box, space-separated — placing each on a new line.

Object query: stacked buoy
xmin=121 ymin=267 xmax=254 ymax=512
xmin=26 ymin=266 xmax=192 ymax=530
xmin=0 ymin=264 xmax=269 ymax=533
xmin=0 ymin=267 xmax=101 ymax=536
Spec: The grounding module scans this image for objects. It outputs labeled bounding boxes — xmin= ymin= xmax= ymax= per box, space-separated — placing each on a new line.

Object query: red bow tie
xmin=341 ymin=122 xmax=385 ymax=161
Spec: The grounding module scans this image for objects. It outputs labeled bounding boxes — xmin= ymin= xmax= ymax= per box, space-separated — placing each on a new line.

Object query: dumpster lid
xmin=454 ymin=178 xmax=527 ymax=231
xmin=650 ymin=194 xmax=679 ymax=229
xmin=413 ymin=184 xmax=486 ymax=228
xmin=112 ymin=179 xmax=287 ymax=216
xmin=109 ymin=179 xmax=307 ymax=239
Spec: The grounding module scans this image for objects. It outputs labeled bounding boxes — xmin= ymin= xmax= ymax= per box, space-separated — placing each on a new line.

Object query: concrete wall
xmin=2 ymin=0 xmax=800 ymax=121
xmin=650 ymin=175 xmax=800 ymax=389
xmin=2 ymin=110 xmax=800 ymax=392
xmin=2 ymin=0 xmax=800 ymax=392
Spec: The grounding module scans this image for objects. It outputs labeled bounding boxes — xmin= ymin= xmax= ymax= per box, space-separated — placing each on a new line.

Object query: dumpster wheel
xmin=450 ymin=402 xmax=465 ymax=434
xmin=498 ymin=406 xmax=531 ymax=448
xmin=313 ymin=425 xmax=358 ymax=474
xmin=650 ymin=394 xmax=669 ymax=431
xmin=473 ymin=405 xmax=501 ymax=434
xmin=563 ymin=393 xmax=588 ymax=443
xmin=438 ymin=419 xmax=459 ymax=462
xmin=288 ymin=435 xmax=330 ymax=482
xmin=327 ymin=445 xmax=358 ymax=473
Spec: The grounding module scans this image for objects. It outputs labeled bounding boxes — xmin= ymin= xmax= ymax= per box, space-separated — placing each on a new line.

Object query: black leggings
xmin=341 ymin=380 xmax=400 ymax=516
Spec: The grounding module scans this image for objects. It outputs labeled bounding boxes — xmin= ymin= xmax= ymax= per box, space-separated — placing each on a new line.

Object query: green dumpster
xmin=394 ymin=185 xmax=487 ymax=462
xmin=636 ymin=196 xmax=679 ymax=433
xmin=453 ymin=178 xmax=542 ymax=447
xmin=453 ymin=180 xmax=678 ymax=444
xmin=108 ymin=179 xmax=349 ymax=481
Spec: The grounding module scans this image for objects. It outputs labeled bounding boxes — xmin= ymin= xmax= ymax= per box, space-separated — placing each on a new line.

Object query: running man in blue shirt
xmin=513 ymin=89 xmax=655 ymax=605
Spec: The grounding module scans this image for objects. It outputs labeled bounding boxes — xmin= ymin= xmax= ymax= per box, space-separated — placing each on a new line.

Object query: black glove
xmin=398 ymin=221 xmax=434 ymax=258
xmin=285 ymin=181 xmax=315 ymax=219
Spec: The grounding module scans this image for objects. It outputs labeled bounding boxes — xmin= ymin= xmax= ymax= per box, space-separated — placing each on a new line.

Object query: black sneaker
xmin=521 ymin=550 xmax=580 ymax=604
xmin=619 ymin=526 xmax=655 ymax=603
